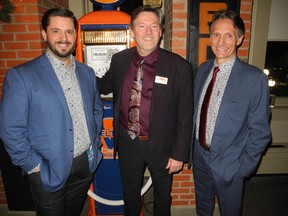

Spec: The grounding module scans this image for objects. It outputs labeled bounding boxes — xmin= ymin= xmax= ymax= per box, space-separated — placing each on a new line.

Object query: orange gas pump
xmin=76 ymin=10 xmax=135 ymax=79
xmin=75 ymin=1 xmax=135 ymax=76
xmin=75 ymin=1 xmax=142 ymax=215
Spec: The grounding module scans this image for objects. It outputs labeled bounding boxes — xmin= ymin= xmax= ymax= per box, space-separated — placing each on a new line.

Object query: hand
xmin=27 ymin=164 xmax=40 ymax=174
xmin=165 ymin=158 xmax=183 ymax=174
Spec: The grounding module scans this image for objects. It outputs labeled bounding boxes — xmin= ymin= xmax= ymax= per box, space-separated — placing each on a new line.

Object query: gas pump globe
xmin=89 ymin=0 xmax=126 ymax=10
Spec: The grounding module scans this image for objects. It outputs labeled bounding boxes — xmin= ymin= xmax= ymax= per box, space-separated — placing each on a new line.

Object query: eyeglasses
xmin=49 ymin=28 xmax=76 ymax=36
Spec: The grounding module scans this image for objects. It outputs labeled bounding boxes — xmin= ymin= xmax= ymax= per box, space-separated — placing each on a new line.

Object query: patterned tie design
xmin=128 ymin=60 xmax=145 ymax=139
xmin=199 ymin=66 xmax=220 ymax=150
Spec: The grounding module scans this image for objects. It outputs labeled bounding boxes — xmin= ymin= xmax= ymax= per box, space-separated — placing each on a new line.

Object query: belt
xmin=138 ymin=135 xmax=149 ymax=141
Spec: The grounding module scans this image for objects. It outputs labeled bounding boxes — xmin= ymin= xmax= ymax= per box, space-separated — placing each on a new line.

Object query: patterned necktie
xmin=199 ymin=66 xmax=220 ymax=149
xmin=128 ymin=60 xmax=144 ymax=140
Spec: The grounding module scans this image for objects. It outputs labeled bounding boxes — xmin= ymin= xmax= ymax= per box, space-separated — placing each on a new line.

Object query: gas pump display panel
xmin=85 ymin=44 xmax=126 ymax=78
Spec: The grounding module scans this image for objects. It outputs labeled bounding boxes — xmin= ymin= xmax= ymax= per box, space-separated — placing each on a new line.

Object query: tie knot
xmin=213 ymin=66 xmax=220 ymax=74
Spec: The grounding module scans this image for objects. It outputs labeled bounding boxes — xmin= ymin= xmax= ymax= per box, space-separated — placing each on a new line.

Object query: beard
xmin=47 ymin=40 xmax=76 ymax=59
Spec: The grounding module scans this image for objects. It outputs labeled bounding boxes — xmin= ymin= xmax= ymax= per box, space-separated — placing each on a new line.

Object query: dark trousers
xmin=193 ymin=143 xmax=244 ymax=216
xmin=118 ymin=128 xmax=172 ymax=216
xmin=28 ymin=153 xmax=93 ymax=216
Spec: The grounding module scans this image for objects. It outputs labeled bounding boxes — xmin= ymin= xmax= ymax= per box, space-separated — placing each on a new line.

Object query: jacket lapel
xmin=214 ymin=58 xmax=244 ymax=132
xmin=115 ymin=49 xmax=135 ymax=116
xmin=39 ymin=54 xmax=70 ymax=112
xmin=193 ymin=61 xmax=214 ymax=125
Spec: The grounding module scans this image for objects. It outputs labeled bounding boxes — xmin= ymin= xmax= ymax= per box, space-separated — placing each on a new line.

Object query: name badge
xmin=155 ymin=76 xmax=168 ymax=85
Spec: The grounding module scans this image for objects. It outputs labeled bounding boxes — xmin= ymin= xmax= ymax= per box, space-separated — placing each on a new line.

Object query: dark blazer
xmin=188 ymin=57 xmax=271 ymax=188
xmin=0 ymin=54 xmax=103 ymax=192
xmin=99 ymin=47 xmax=193 ymax=168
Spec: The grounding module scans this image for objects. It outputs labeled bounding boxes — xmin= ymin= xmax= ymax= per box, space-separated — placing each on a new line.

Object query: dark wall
xmin=0 ymin=140 xmax=34 ymax=211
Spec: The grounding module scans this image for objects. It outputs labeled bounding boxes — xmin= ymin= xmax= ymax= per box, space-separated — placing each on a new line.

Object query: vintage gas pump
xmin=76 ymin=0 xmax=135 ymax=215
xmin=76 ymin=1 xmax=135 ymax=80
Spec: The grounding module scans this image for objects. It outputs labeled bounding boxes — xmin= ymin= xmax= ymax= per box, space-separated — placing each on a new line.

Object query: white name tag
xmin=155 ymin=76 xmax=168 ymax=85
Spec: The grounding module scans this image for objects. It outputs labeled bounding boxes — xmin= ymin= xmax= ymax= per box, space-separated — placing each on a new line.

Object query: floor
xmin=0 ymin=174 xmax=287 ymax=216
xmin=242 ymin=174 xmax=288 ymax=216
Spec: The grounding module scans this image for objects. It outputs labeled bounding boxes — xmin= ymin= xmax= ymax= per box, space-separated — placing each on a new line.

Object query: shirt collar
xmin=214 ymin=56 xmax=236 ymax=71
xmin=135 ymin=46 xmax=159 ymax=66
xmin=46 ymin=50 xmax=76 ymax=70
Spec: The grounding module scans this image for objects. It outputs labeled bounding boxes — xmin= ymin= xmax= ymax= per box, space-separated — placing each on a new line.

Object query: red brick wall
xmin=0 ymin=0 xmax=253 ymax=208
xmin=0 ymin=0 xmax=68 ymax=205
xmin=163 ymin=0 xmax=253 ymax=207
xmin=0 ymin=172 xmax=5 ymax=205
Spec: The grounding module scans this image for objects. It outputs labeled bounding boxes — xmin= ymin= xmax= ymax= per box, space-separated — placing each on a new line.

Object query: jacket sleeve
xmin=240 ymin=72 xmax=271 ymax=177
xmin=0 ymin=68 xmax=42 ymax=172
xmin=98 ymin=55 xmax=115 ymax=95
xmin=171 ymin=59 xmax=194 ymax=162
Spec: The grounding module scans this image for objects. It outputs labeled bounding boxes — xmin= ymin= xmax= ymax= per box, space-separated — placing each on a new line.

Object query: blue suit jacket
xmin=188 ymin=57 xmax=271 ymax=188
xmin=0 ymin=53 xmax=103 ymax=192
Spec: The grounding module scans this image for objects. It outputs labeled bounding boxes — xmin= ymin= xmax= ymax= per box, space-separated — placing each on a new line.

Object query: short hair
xmin=130 ymin=5 xmax=164 ymax=31
xmin=42 ymin=8 xmax=78 ymax=32
xmin=210 ymin=10 xmax=245 ymax=38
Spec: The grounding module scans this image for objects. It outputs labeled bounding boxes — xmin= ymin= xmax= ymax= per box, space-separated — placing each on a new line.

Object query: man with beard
xmin=0 ymin=8 xmax=103 ymax=216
